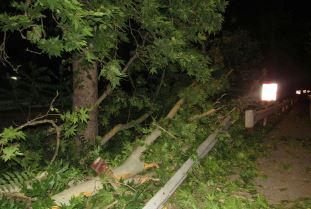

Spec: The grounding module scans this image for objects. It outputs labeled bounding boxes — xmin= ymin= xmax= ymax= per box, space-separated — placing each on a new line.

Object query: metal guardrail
xmin=143 ymin=116 xmax=232 ymax=209
xmin=245 ymin=99 xmax=297 ymax=129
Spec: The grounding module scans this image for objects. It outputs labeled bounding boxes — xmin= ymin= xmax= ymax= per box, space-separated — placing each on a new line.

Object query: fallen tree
xmin=1 ymin=86 xmax=222 ymax=206
xmin=52 ymin=98 xmax=185 ymax=205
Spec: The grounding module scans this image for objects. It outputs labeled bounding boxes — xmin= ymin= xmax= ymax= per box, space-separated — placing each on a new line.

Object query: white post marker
xmin=245 ymin=110 xmax=255 ymax=129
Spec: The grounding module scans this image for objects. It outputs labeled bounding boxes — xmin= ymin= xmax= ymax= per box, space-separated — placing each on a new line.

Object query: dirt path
xmin=254 ymin=100 xmax=311 ymax=205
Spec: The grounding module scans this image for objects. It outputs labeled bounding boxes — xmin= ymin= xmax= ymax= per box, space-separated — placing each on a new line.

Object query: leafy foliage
xmin=23 ymin=161 xmax=83 ymax=198
xmin=60 ymin=108 xmax=90 ymax=139
xmin=167 ymin=120 xmax=270 ymax=209
xmin=0 ymin=198 xmax=28 ymax=209
xmin=99 ymin=60 xmax=124 ymax=88
xmin=52 ymin=103 xmax=280 ymax=209
xmin=0 ymin=162 xmax=84 ymax=209
xmin=0 ymin=0 xmax=275 ymax=208
xmin=0 ymin=127 xmax=26 ymax=161
xmin=0 ymin=170 xmax=33 ymax=193
xmin=0 ymin=0 xmax=227 ymax=90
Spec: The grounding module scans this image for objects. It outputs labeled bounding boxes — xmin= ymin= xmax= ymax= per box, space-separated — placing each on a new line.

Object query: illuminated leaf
xmin=1 ymin=146 xmax=23 ymax=161
xmin=37 ymin=37 xmax=64 ymax=57
xmin=0 ymin=127 xmax=26 ymax=145
xmin=99 ymin=60 xmax=124 ymax=88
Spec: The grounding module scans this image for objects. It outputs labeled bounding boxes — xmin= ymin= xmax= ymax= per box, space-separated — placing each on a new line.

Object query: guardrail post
xmin=245 ymin=110 xmax=255 ymax=129
xmin=263 ymin=117 xmax=267 ymax=126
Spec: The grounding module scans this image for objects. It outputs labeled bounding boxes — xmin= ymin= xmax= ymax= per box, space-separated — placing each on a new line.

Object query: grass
xmin=273 ymin=198 xmax=311 ymax=209
xmin=2 ymin=106 xmax=310 ymax=209
xmin=165 ymin=120 xmax=273 ymax=209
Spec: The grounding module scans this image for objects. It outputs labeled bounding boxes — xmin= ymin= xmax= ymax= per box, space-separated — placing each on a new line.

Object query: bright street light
xmin=261 ymin=83 xmax=278 ymax=101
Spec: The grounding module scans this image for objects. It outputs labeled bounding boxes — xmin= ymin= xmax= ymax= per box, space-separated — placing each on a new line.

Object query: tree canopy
xmin=0 ymin=0 xmax=227 ymax=86
xmin=0 ymin=0 xmax=231 ymax=170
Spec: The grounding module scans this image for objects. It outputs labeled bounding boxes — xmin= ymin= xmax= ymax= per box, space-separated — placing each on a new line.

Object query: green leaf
xmin=149 ymin=67 xmax=157 ymax=74
xmin=1 ymin=146 xmax=23 ymax=161
xmin=0 ymin=127 xmax=26 ymax=145
xmin=37 ymin=37 xmax=64 ymax=57
xmin=27 ymin=25 xmax=43 ymax=43
xmin=85 ymin=50 xmax=97 ymax=62
xmin=92 ymin=11 xmax=105 ymax=17
xmin=78 ymin=108 xmax=89 ymax=123
xmin=99 ymin=60 xmax=124 ymax=88
xmin=64 ymin=125 xmax=77 ymax=138
xmin=70 ymin=112 xmax=79 ymax=124
xmin=0 ymin=14 xmax=32 ymax=32
xmin=197 ymin=32 xmax=207 ymax=41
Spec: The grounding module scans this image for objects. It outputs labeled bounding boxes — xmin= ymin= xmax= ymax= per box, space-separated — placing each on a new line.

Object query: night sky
xmin=225 ymin=0 xmax=311 ymax=92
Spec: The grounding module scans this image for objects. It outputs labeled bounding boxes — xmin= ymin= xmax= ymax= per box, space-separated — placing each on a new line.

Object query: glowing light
xmin=261 ymin=83 xmax=278 ymax=101
xmin=10 ymin=76 xmax=18 ymax=80
xmin=303 ymin=90 xmax=307 ymax=93
xmin=307 ymin=90 xmax=310 ymax=93
xmin=296 ymin=90 xmax=301 ymax=95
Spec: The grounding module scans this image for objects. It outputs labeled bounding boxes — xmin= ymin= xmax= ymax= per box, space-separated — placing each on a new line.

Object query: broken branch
xmin=100 ymin=111 xmax=152 ymax=145
xmin=188 ymin=109 xmax=217 ymax=121
xmin=16 ymin=119 xmax=61 ymax=164
xmin=151 ymin=123 xmax=177 ymax=139
xmin=166 ymin=98 xmax=184 ymax=119
xmin=13 ymin=93 xmax=61 ymax=164
xmin=187 ymin=106 xmax=225 ymax=122
xmin=111 ymin=98 xmax=184 ymax=179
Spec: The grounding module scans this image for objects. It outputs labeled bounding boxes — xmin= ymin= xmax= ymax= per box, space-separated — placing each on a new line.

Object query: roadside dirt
xmin=254 ymin=100 xmax=311 ymax=205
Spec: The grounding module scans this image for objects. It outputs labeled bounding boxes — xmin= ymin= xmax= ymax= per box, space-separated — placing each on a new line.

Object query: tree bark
xmin=72 ymin=57 xmax=98 ymax=140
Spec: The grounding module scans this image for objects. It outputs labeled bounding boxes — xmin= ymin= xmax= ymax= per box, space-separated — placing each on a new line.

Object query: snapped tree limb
xmin=17 ymin=119 xmax=60 ymax=165
xmin=52 ymin=98 xmax=184 ymax=205
xmin=13 ymin=92 xmax=61 ymax=164
xmin=100 ymin=111 xmax=153 ymax=145
xmin=187 ymin=107 xmax=223 ymax=121
xmin=111 ymin=98 xmax=184 ymax=179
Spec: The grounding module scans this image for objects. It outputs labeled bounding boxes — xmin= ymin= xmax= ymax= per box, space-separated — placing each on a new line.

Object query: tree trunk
xmin=72 ymin=57 xmax=98 ymax=140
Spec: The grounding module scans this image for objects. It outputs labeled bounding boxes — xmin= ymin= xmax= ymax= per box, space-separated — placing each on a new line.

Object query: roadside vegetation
xmin=2 ymin=0 xmax=304 ymax=209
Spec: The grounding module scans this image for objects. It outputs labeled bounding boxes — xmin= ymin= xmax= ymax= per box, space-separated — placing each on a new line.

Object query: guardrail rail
xmin=245 ymin=98 xmax=297 ymax=129
xmin=143 ymin=116 xmax=232 ymax=209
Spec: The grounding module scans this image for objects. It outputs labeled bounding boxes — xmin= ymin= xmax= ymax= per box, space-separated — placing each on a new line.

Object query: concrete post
xmin=245 ymin=110 xmax=255 ymax=128
xmin=263 ymin=117 xmax=267 ymax=126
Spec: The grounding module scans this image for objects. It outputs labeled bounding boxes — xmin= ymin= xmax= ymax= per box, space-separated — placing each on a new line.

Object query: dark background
xmin=225 ymin=0 xmax=311 ymax=93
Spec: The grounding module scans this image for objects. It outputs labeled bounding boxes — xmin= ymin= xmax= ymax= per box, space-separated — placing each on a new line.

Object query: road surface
xmin=254 ymin=99 xmax=311 ymax=205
